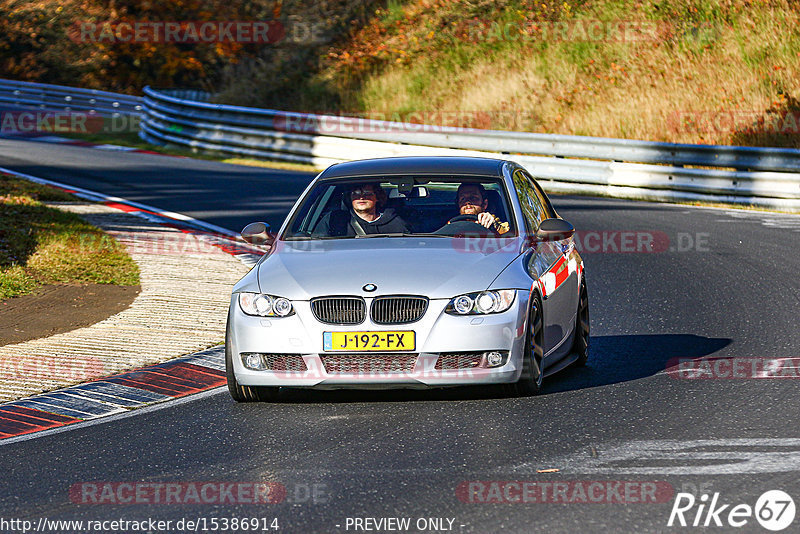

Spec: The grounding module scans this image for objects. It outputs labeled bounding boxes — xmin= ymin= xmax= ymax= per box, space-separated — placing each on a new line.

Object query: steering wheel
xmin=434 ymin=214 xmax=497 ymax=236
xmin=448 ymin=214 xmax=480 ymax=224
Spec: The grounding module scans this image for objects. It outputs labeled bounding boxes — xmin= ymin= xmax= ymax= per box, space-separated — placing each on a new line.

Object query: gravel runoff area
xmin=0 ymin=203 xmax=251 ymax=401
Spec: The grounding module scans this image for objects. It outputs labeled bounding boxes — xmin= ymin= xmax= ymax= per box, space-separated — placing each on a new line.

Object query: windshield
xmin=281 ymin=176 xmax=518 ymax=240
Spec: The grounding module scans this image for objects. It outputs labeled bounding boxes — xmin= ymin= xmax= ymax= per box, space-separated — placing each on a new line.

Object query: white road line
xmin=513 ymin=438 xmax=800 ymax=475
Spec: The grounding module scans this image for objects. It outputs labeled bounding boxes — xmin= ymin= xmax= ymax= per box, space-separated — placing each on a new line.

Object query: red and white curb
xmin=0 ymin=347 xmax=226 ymax=441
xmin=0 ymin=167 xmax=268 ymax=440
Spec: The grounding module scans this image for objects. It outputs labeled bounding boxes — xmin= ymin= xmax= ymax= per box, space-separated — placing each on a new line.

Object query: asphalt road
xmin=0 ymin=136 xmax=314 ymax=231
xmin=1 ymin=137 xmax=799 ymax=533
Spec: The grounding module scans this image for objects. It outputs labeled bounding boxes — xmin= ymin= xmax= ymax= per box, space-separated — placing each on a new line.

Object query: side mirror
xmin=535 ymin=218 xmax=575 ymax=242
xmin=241 ymin=222 xmax=273 ymax=246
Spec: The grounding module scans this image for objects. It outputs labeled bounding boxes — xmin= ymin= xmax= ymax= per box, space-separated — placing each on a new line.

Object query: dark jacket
xmin=314 ymin=208 xmax=411 ymax=237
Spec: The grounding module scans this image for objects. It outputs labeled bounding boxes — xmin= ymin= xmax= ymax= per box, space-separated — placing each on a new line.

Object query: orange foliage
xmin=0 ymin=0 xmax=277 ymax=93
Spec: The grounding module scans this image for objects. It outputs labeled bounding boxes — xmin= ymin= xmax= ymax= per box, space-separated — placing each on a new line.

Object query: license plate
xmin=323 ymin=331 xmax=415 ymax=352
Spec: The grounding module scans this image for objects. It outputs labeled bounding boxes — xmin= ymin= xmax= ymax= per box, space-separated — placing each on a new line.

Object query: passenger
xmin=315 ymin=183 xmax=411 ymax=236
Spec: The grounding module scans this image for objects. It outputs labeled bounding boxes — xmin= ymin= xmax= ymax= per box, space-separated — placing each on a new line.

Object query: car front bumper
xmin=227 ymin=291 xmax=529 ymax=389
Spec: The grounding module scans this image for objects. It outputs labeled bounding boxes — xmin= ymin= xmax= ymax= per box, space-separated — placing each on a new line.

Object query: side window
xmin=292 ymin=185 xmax=336 ymax=235
xmin=512 ymin=169 xmax=547 ymax=233
xmin=532 ymin=180 xmax=556 ymax=219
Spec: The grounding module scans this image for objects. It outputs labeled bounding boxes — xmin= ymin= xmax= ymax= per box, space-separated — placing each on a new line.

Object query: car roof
xmin=318 ymin=156 xmax=508 ymax=179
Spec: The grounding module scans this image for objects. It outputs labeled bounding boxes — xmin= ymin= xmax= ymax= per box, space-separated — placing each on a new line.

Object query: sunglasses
xmin=351 ymin=189 xmax=377 ymax=198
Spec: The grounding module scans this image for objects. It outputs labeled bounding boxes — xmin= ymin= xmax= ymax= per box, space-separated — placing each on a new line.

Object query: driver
xmin=451 ymin=183 xmax=508 ymax=234
xmin=456 ymin=183 xmax=495 ymax=228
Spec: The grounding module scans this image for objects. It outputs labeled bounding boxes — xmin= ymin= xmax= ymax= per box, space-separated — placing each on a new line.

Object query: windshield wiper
xmin=285 ymin=235 xmax=349 ymax=241
xmin=354 ymin=233 xmax=404 ymax=238
xmin=354 ymin=233 xmax=450 ymax=238
xmin=402 ymin=233 xmax=451 ymax=238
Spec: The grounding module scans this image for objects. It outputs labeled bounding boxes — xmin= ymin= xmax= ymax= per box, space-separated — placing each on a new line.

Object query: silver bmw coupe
xmin=226 ymin=156 xmax=589 ymax=401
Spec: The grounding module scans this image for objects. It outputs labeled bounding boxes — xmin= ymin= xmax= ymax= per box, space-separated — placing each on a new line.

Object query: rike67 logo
xmin=668 ymin=490 xmax=796 ymax=531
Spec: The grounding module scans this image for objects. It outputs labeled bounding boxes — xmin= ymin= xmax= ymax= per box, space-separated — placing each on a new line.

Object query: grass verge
xmin=217 ymin=0 xmax=800 ymax=148
xmin=0 ymin=176 xmax=140 ymax=300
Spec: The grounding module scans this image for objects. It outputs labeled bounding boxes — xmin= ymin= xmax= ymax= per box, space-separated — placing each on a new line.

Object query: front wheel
xmin=225 ymin=320 xmax=280 ymax=402
xmin=572 ymin=279 xmax=590 ymax=367
xmin=506 ymin=294 xmax=544 ymax=396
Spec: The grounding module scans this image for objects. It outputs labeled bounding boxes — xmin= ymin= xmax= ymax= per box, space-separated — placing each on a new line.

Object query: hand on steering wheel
xmin=439 ymin=213 xmax=498 ymax=236
xmin=447 ymin=214 xmax=479 ymax=224
xmin=449 ymin=212 xmax=497 ymax=229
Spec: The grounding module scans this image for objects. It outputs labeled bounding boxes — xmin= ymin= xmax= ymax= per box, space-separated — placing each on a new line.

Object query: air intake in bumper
xmin=434 ymin=353 xmax=484 ymax=370
xmin=240 ymin=353 xmax=308 ymax=372
xmin=321 ymin=353 xmax=418 ymax=374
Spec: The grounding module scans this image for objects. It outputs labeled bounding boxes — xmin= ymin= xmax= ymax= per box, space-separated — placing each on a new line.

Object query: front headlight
xmin=445 ymin=290 xmax=516 ymax=315
xmin=238 ymin=292 xmax=295 ymax=317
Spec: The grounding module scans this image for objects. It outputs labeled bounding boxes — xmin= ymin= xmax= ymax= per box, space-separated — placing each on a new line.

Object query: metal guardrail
xmin=2 ymin=79 xmax=796 ymax=210
xmin=142 ymin=87 xmax=800 ymax=173
xmin=140 ymin=87 xmax=800 ymax=210
xmin=0 ymin=79 xmax=142 ymax=117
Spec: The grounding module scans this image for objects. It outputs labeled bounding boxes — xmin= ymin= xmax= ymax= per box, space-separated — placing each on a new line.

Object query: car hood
xmin=256 ymin=237 xmax=523 ymax=300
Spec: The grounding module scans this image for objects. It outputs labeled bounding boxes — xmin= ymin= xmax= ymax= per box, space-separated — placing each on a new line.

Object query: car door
xmin=514 ymin=169 xmax=577 ymax=357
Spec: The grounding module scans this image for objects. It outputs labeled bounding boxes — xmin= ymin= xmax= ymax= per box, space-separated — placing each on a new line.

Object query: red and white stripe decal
xmin=538 ymin=254 xmax=582 ymax=298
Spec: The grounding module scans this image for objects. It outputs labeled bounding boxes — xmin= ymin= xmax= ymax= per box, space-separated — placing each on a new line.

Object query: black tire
xmin=506 ymin=294 xmax=544 ymax=396
xmin=572 ymin=279 xmax=590 ymax=367
xmin=225 ymin=320 xmax=280 ymax=402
